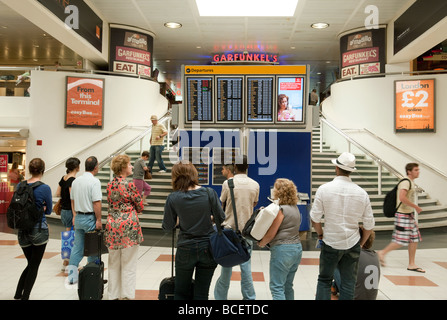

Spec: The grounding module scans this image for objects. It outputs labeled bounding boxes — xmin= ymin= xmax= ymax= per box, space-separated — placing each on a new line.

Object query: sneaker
xmin=159 ymin=170 xmax=166 ymax=173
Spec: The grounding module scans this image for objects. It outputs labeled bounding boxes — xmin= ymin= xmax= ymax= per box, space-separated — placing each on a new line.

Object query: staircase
xmin=48 ymin=147 xmax=178 ymax=229
xmin=312 ymin=127 xmax=447 ymax=231
xmin=96 ymin=149 xmax=178 ymax=229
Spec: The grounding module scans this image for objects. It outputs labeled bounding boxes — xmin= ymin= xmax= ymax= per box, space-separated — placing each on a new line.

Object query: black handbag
xmin=83 ymin=230 xmax=109 ymax=256
xmin=208 ymin=180 xmax=251 ymax=268
xmin=242 ymin=207 xmax=262 ymax=242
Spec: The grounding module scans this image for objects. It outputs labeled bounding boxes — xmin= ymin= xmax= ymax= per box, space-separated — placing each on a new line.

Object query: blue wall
xmin=178 ymin=129 xmax=312 ymax=231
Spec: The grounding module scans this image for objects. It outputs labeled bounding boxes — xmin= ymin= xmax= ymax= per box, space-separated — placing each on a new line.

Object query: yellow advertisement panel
xmin=184 ymin=65 xmax=307 ymax=75
xmin=395 ymin=79 xmax=435 ymax=132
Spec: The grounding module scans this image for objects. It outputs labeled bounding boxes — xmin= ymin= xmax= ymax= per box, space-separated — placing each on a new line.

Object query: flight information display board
xmin=246 ymin=77 xmax=274 ymax=122
xmin=186 ymin=77 xmax=213 ymax=122
xmin=216 ymin=77 xmax=243 ymax=122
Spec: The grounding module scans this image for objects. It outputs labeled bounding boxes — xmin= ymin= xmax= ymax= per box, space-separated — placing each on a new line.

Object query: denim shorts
xmin=18 ymin=228 xmax=49 ymax=248
xmin=61 ymin=209 xmax=74 ymax=229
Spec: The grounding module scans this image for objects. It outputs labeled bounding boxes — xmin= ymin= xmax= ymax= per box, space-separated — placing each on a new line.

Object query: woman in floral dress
xmin=105 ymin=154 xmax=144 ymax=300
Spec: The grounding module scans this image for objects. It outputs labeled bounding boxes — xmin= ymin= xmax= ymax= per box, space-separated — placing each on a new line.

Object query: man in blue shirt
xmin=67 ymin=156 xmax=103 ymax=284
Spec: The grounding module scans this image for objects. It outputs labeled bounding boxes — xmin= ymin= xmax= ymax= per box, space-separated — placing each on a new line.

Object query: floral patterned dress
xmin=105 ymin=176 xmax=144 ymax=250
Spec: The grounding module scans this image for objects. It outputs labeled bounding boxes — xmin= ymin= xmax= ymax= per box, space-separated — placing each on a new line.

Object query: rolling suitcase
xmin=158 ymin=229 xmax=194 ymax=300
xmin=78 ymin=230 xmax=106 ymax=300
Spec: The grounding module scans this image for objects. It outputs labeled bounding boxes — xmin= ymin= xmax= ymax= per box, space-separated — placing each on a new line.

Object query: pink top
xmin=105 ymin=176 xmax=144 ymax=250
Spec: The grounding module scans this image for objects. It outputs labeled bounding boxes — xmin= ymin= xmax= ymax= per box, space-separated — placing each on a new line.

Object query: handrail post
xmin=319 ymin=120 xmax=323 ymax=153
xmin=378 ymin=164 xmax=382 ymax=195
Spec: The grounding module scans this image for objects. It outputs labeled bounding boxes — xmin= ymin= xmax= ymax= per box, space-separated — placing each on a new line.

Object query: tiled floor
xmin=1 ymin=223 xmax=447 ymax=301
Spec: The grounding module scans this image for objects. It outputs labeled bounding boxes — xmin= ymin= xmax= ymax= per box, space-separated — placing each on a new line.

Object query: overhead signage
xmin=185 ymin=65 xmax=306 ymax=75
xmin=36 ymin=0 xmax=103 ymax=52
xmin=109 ymin=25 xmax=154 ymax=77
xmin=213 ymin=53 xmax=278 ymax=63
xmin=395 ymin=79 xmax=435 ymax=133
xmin=394 ymin=0 xmax=447 ymax=55
xmin=339 ymin=27 xmax=386 ymax=79
xmin=65 ymin=76 xmax=104 ymax=129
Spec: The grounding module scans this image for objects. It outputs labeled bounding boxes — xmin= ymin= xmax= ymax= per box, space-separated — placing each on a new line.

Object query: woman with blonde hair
xmin=162 ymin=160 xmax=225 ymax=300
xmin=258 ymin=178 xmax=302 ymax=300
xmin=105 ymin=154 xmax=144 ymax=300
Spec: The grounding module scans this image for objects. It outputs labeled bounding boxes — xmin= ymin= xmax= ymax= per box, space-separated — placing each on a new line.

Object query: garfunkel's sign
xmin=213 ymin=52 xmax=279 ymax=64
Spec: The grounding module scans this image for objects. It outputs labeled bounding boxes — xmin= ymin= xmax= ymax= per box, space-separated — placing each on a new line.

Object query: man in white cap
xmin=311 ymin=152 xmax=375 ymax=300
xmin=149 ymin=115 xmax=168 ymax=173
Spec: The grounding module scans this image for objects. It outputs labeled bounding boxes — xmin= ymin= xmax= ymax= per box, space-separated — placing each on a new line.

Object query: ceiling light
xmin=311 ymin=22 xmax=329 ymax=29
xmin=164 ymin=22 xmax=182 ymax=29
xmin=196 ymin=0 xmax=299 ymax=16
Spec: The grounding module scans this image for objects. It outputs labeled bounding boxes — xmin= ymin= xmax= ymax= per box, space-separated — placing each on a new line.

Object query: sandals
xmin=407 ymin=267 xmax=426 ymax=273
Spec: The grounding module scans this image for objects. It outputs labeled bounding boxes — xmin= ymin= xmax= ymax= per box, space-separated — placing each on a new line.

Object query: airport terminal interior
xmin=1 ymin=0 xmax=447 ymax=301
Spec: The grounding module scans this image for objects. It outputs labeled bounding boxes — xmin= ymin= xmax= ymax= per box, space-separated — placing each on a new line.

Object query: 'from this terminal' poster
xmin=395 ymin=79 xmax=435 ymax=133
xmin=65 ymin=77 xmax=104 ymax=129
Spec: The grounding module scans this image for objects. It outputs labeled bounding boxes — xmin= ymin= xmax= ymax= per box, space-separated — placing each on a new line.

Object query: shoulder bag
xmin=208 ymin=180 xmax=251 ymax=268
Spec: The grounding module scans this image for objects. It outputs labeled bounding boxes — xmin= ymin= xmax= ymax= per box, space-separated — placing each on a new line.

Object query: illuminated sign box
xmin=277 ymin=77 xmax=305 ymax=123
xmin=183 ymin=65 xmax=307 ymax=127
xmin=65 ymin=76 xmax=105 ymax=129
xmin=394 ymin=79 xmax=435 ymax=133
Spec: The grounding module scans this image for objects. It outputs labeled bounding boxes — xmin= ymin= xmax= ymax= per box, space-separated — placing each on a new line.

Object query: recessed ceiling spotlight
xmin=311 ymin=22 xmax=329 ymax=29
xmin=164 ymin=22 xmax=182 ymax=29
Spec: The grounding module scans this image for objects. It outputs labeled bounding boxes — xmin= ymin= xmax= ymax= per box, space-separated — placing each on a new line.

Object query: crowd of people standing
xmin=10 ymin=116 xmax=425 ymax=300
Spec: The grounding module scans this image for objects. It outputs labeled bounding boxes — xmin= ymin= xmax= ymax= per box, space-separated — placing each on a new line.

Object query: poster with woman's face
xmin=277 ymin=77 xmax=304 ymax=122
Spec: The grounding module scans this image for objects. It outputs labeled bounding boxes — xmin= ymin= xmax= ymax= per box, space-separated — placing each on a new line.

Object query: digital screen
xmin=216 ymin=77 xmax=243 ymax=122
xmin=246 ymin=77 xmax=274 ymax=122
xmin=395 ymin=79 xmax=435 ymax=133
xmin=182 ymin=147 xmax=209 ymax=184
xmin=276 ymin=77 xmax=304 ymax=123
xmin=186 ymin=77 xmax=213 ymax=122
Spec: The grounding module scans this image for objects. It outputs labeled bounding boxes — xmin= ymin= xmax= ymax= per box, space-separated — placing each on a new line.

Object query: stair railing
xmin=98 ymin=111 xmax=172 ymax=178
xmin=319 ymin=117 xmax=411 ymax=195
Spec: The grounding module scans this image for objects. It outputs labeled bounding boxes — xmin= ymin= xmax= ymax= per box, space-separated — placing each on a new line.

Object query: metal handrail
xmin=97 ymin=112 xmax=171 ymax=171
xmin=45 ymin=125 xmax=141 ymax=173
xmin=319 ymin=117 xmax=422 ymax=195
xmin=363 ymin=128 xmax=447 ymax=181
xmin=0 ymin=66 xmax=158 ymax=83
xmin=335 ymin=69 xmax=447 ymax=83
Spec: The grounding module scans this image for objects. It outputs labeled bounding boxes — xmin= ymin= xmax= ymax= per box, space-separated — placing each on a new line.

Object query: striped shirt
xmin=150 ymin=123 xmax=167 ymax=146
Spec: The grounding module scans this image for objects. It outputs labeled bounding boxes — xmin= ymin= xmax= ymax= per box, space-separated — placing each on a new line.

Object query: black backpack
xmin=383 ymin=178 xmax=411 ymax=218
xmin=7 ymin=181 xmax=44 ymax=231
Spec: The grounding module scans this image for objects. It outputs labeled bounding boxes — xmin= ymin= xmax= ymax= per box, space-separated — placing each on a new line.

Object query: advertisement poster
xmin=277 ymin=77 xmax=304 ymax=122
xmin=339 ymin=27 xmax=386 ymax=79
xmin=0 ymin=154 xmax=7 ymax=173
xmin=65 ymin=77 xmax=104 ymax=129
xmin=109 ymin=25 xmax=154 ymax=77
xmin=395 ymin=79 xmax=435 ymax=132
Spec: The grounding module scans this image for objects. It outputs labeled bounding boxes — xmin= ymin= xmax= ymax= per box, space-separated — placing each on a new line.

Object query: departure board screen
xmin=216 ymin=77 xmax=243 ymax=122
xmin=246 ymin=77 xmax=274 ymax=122
xmin=186 ymin=77 xmax=213 ymax=122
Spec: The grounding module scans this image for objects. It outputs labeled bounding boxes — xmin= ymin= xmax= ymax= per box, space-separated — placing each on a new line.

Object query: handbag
xmin=83 ymin=230 xmax=109 ymax=256
xmin=208 ymin=179 xmax=251 ymax=268
xmin=144 ymin=170 xmax=152 ymax=180
xmin=53 ymin=199 xmax=62 ymax=215
xmin=242 ymin=208 xmax=262 ymax=242
xmin=61 ymin=227 xmax=75 ymax=260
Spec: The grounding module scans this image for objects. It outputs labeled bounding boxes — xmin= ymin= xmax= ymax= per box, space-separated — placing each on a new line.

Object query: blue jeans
xmin=316 ymin=241 xmax=361 ymax=300
xmin=175 ymin=241 xmax=217 ymax=300
xmin=214 ymin=241 xmax=255 ymax=300
xmin=67 ymin=214 xmax=98 ymax=283
xmin=61 ymin=209 xmax=73 ymax=229
xmin=269 ymin=243 xmax=302 ymax=300
xmin=148 ymin=145 xmax=166 ymax=171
